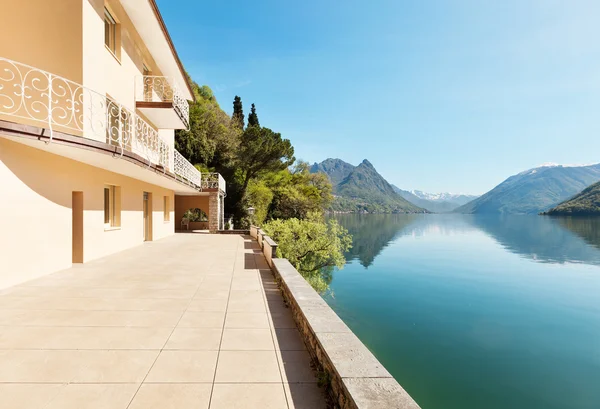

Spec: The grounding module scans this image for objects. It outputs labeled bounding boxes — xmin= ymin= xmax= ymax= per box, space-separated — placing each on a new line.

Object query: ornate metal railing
xmin=0 ymin=56 xmax=170 ymax=169
xmin=174 ymin=149 xmax=202 ymax=187
xmin=201 ymin=172 xmax=226 ymax=192
xmin=134 ymin=75 xmax=189 ymax=128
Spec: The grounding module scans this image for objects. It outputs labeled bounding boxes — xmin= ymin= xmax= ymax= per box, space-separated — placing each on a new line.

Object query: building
xmin=0 ymin=0 xmax=226 ymax=289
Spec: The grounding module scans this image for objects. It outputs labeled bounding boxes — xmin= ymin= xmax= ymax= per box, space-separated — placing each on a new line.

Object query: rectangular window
xmin=104 ymin=8 xmax=117 ymax=53
xmin=164 ymin=196 xmax=170 ymax=222
xmin=104 ymin=185 xmax=121 ymax=228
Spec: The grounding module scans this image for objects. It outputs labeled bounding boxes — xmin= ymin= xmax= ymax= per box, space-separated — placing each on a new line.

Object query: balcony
xmin=134 ymin=75 xmax=189 ymax=130
xmin=201 ymin=172 xmax=227 ymax=193
xmin=0 ymin=56 xmax=222 ymax=193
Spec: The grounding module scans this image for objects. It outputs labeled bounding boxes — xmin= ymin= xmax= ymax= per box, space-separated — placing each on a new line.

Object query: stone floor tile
xmin=221 ymin=328 xmax=274 ymax=350
xmin=269 ymin=311 xmax=297 ymax=329
xmin=210 ymin=383 xmax=288 ymax=409
xmin=128 ymin=383 xmax=211 ymax=409
xmin=145 ymin=350 xmax=218 ymax=382
xmin=278 ymin=350 xmax=318 ymax=383
xmin=272 ymin=328 xmax=307 ymax=351
xmin=44 ymin=383 xmax=138 ymax=409
xmin=0 ymin=384 xmax=64 ymax=409
xmin=187 ymin=298 xmax=228 ymax=312
xmin=0 ymin=350 xmax=82 ymax=382
xmin=227 ymin=297 xmax=266 ymax=313
xmin=177 ymin=311 xmax=226 ymax=328
xmin=215 ymin=351 xmax=281 ymax=383
xmin=164 ymin=328 xmax=222 ymax=350
xmin=284 ymin=383 xmax=328 ymax=409
xmin=225 ymin=312 xmax=270 ymax=329
xmin=73 ymin=350 xmax=159 ymax=382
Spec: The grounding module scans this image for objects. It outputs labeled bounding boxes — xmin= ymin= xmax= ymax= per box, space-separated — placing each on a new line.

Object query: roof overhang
xmin=120 ymin=0 xmax=194 ymax=101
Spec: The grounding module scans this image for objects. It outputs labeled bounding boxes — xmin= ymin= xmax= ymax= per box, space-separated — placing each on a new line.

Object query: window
xmin=104 ymin=185 xmax=121 ymax=228
xmin=164 ymin=196 xmax=170 ymax=222
xmin=104 ymin=8 xmax=117 ymax=54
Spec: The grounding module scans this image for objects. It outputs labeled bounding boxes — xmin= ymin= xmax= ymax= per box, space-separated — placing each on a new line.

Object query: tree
xmin=237 ymin=126 xmax=295 ymax=197
xmin=175 ymin=83 xmax=239 ymax=169
xmin=248 ymin=103 xmax=259 ymax=127
xmin=232 ymin=95 xmax=244 ymax=130
xmin=264 ymin=162 xmax=333 ymax=220
xmin=263 ymin=213 xmax=352 ymax=293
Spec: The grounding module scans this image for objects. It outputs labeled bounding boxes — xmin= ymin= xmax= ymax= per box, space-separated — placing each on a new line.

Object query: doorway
xmin=72 ymin=191 xmax=83 ymax=263
xmin=143 ymin=192 xmax=153 ymax=241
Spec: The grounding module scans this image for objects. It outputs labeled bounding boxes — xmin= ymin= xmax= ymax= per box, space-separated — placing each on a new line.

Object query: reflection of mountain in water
xmin=468 ymin=215 xmax=600 ymax=266
xmin=331 ymin=214 xmax=419 ymax=267
xmin=553 ymin=217 xmax=600 ymax=252
xmin=333 ymin=214 xmax=600 ymax=267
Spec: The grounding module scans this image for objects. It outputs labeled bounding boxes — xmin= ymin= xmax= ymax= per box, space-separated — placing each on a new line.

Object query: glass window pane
xmin=104 ymin=187 xmax=110 ymax=224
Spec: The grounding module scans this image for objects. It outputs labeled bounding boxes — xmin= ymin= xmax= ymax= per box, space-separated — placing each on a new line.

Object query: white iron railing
xmin=201 ymin=172 xmax=226 ymax=192
xmin=174 ymin=149 xmax=202 ymax=187
xmin=134 ymin=75 xmax=189 ymax=128
xmin=0 ymin=57 xmax=169 ymax=169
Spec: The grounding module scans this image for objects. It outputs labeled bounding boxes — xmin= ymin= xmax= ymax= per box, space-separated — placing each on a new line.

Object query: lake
xmin=325 ymin=214 xmax=600 ymax=409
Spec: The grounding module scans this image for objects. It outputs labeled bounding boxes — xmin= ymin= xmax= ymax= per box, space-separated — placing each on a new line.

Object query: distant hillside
xmin=456 ymin=163 xmax=600 ymax=214
xmin=310 ymin=158 xmax=354 ymax=186
xmin=310 ymin=159 xmax=425 ymax=213
xmin=545 ymin=181 xmax=600 ymax=215
xmin=392 ymin=186 xmax=478 ymax=213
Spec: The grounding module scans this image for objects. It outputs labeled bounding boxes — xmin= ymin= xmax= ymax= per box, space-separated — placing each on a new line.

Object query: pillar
xmin=208 ymin=192 xmax=221 ymax=233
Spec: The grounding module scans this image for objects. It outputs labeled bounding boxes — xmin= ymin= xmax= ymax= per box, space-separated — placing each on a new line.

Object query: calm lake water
xmin=325 ymin=214 xmax=600 ymax=409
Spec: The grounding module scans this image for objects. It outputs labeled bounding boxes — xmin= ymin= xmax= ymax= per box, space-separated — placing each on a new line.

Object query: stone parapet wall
xmin=250 ymin=227 xmax=421 ymax=409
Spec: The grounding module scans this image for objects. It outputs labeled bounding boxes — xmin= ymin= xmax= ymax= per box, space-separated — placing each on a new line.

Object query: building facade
xmin=0 ymin=0 xmax=225 ymax=289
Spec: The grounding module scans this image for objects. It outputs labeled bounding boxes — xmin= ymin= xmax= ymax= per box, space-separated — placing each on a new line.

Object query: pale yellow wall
xmin=83 ymin=0 xmax=164 ymax=111
xmin=0 ymin=0 xmax=83 ymax=82
xmin=0 ymin=138 xmax=175 ymax=289
xmin=175 ymin=196 xmax=210 ymax=230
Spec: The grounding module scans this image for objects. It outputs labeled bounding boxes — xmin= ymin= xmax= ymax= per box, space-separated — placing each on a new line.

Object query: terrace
xmin=0 ymin=233 xmax=326 ymax=409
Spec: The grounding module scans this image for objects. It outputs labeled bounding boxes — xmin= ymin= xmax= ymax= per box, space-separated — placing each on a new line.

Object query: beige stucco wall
xmin=175 ymin=196 xmax=210 ymax=230
xmin=0 ymin=138 xmax=175 ymax=289
xmin=0 ymin=0 xmax=83 ymax=82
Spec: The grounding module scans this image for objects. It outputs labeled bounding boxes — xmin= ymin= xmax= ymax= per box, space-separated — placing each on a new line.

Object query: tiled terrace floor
xmin=0 ymin=234 xmax=326 ymax=409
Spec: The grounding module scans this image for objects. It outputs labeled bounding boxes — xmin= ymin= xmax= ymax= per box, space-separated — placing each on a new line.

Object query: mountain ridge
xmin=310 ymin=158 xmax=425 ymax=213
xmin=456 ymin=163 xmax=600 ymax=214
xmin=545 ymin=180 xmax=600 ymax=215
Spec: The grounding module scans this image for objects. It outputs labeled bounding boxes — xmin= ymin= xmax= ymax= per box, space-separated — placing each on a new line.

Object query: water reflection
xmin=332 ymin=214 xmax=600 ymax=267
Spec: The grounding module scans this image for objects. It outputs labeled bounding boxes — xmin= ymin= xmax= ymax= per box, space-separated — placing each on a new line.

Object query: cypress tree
xmin=248 ymin=103 xmax=260 ymax=127
xmin=232 ymin=96 xmax=244 ymax=129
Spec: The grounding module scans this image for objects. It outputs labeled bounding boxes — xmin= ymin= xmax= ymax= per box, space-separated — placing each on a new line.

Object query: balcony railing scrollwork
xmin=0 ymin=56 xmax=170 ymax=170
xmin=135 ymin=75 xmax=189 ymax=129
xmin=174 ymin=149 xmax=202 ymax=187
xmin=201 ymin=172 xmax=226 ymax=193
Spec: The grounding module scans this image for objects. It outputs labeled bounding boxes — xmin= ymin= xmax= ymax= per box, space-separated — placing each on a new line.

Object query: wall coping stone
xmin=251 ymin=233 xmax=421 ymax=409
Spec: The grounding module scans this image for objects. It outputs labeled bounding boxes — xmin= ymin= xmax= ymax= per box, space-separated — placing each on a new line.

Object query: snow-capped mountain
xmin=410 ymin=190 xmax=478 ymax=204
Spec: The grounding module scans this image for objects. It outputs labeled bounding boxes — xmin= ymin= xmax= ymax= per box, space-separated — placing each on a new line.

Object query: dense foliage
xmin=263 ymin=214 xmax=352 ymax=293
xmin=545 ymin=181 xmax=600 ymax=215
xmin=175 ymin=79 xmax=352 ymax=292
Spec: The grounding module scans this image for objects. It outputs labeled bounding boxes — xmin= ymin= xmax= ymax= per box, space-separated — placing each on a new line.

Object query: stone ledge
xmin=250 ymin=230 xmax=420 ymax=409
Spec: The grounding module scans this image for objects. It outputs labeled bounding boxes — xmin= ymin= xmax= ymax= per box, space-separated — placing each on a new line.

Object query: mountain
xmin=310 ymin=159 xmax=425 ymax=213
xmin=392 ymin=186 xmax=478 ymax=213
xmin=455 ymin=163 xmax=600 ymax=214
xmin=545 ymin=180 xmax=600 ymax=215
xmin=310 ymin=158 xmax=354 ymax=187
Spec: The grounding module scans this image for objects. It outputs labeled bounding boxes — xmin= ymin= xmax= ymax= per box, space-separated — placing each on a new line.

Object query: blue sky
xmin=158 ymin=0 xmax=600 ymax=195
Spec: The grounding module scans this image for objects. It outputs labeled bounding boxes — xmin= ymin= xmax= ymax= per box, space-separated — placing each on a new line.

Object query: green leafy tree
xmin=264 ymin=162 xmax=333 ymax=220
xmin=175 ymin=82 xmax=239 ymax=169
xmin=248 ymin=103 xmax=260 ymax=127
xmin=232 ymin=95 xmax=244 ymax=130
xmin=237 ymin=126 xmax=295 ymax=196
xmin=246 ymin=179 xmax=273 ymax=225
xmin=263 ymin=213 xmax=352 ymax=293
